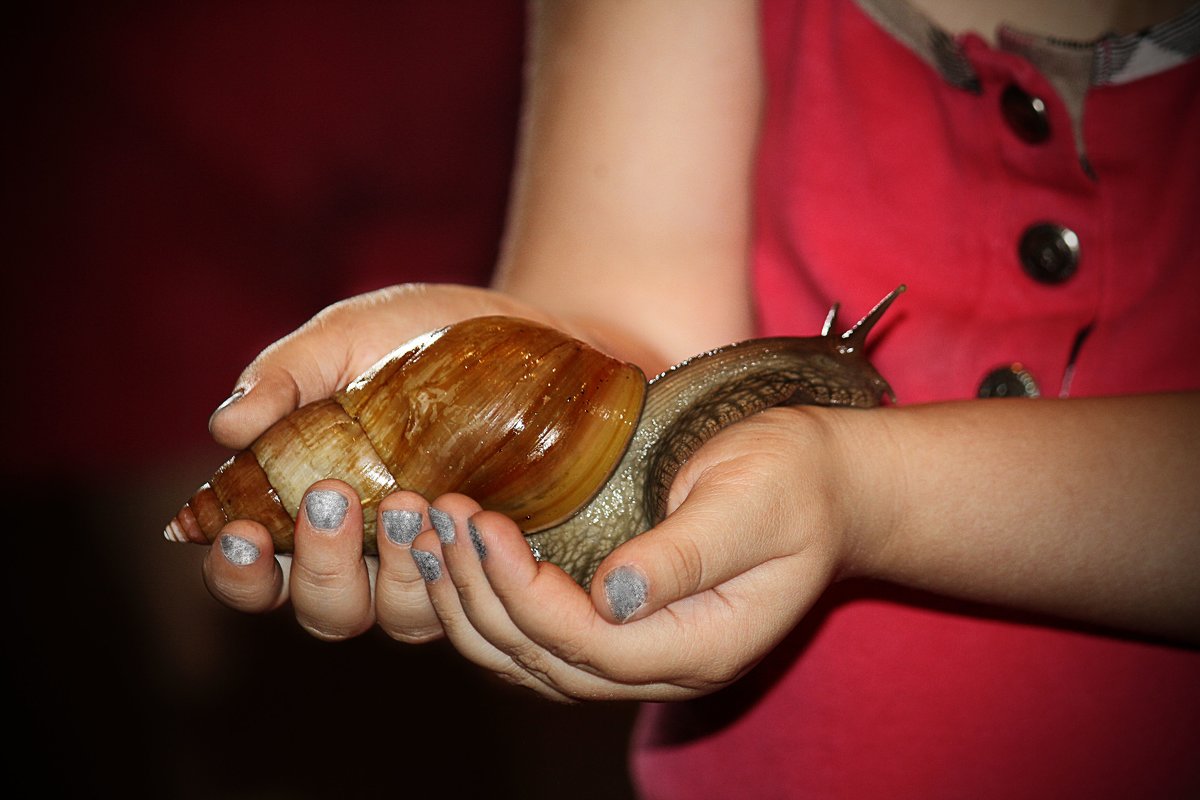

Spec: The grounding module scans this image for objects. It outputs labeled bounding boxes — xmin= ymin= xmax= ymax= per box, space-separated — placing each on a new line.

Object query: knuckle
xmin=381 ymin=624 xmax=444 ymax=645
xmin=204 ymin=570 xmax=275 ymax=613
xmin=292 ymin=560 xmax=353 ymax=592
xmin=544 ymin=632 xmax=595 ymax=672
xmin=492 ymin=668 xmax=577 ymax=703
xmin=663 ymin=535 xmax=706 ymax=596
xmin=296 ymin=618 xmax=363 ymax=642
xmin=506 ymin=639 xmax=560 ymax=685
xmin=381 ymin=567 xmax=432 ymax=595
xmin=215 ymin=583 xmax=270 ymax=611
xmin=451 ymin=576 xmax=488 ymax=608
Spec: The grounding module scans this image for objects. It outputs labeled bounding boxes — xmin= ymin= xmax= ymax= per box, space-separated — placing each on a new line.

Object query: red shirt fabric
xmin=631 ymin=1 xmax=1200 ymax=797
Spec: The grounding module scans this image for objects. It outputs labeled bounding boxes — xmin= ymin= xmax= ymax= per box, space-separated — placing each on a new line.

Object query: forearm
xmin=492 ymin=0 xmax=762 ymax=372
xmin=835 ymin=393 xmax=1200 ymax=643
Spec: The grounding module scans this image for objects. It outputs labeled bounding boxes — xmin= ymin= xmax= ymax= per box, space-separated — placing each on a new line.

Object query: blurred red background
xmin=5 ymin=3 xmax=636 ymax=796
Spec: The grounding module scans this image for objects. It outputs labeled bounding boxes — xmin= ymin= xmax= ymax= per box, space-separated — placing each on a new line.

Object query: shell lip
xmin=521 ymin=369 xmax=649 ymax=534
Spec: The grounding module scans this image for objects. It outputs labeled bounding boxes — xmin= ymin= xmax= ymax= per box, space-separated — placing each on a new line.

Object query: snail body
xmin=167 ymin=286 xmax=904 ymax=586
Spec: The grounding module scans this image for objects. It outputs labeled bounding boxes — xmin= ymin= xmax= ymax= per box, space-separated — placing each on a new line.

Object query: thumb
xmin=205 ymin=282 xmax=530 ymax=449
xmin=208 ymin=317 xmax=350 ymax=449
xmin=589 ymin=466 xmax=791 ymax=624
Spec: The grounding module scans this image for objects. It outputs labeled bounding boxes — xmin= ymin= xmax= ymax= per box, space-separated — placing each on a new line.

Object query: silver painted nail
xmin=411 ymin=549 xmax=442 ymax=582
xmin=383 ymin=509 xmax=423 ymax=545
xmin=208 ymin=389 xmax=245 ymax=427
xmin=220 ymin=533 xmax=260 ymax=566
xmin=604 ymin=566 xmax=647 ymax=623
xmin=306 ymin=490 xmax=349 ymax=531
xmin=428 ymin=507 xmax=456 ymax=544
xmin=215 ymin=388 xmax=244 ymax=410
xmin=467 ymin=521 xmax=487 ymax=560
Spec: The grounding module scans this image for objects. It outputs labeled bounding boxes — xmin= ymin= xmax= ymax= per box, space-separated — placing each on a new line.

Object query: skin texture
xmin=202 ymin=1 xmax=1200 ymax=699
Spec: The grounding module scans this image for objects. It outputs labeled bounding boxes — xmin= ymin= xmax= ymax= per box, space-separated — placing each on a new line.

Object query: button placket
xmin=990 ymin=68 xmax=1082 ymax=396
xmin=996 ymin=69 xmax=1083 ymax=286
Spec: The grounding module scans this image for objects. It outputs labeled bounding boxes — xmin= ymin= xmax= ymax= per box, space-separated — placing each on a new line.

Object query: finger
xmin=469 ymin=514 xmax=701 ymax=697
xmin=589 ymin=457 xmax=802 ymax=625
xmin=207 ymin=319 xmax=349 ymax=449
xmin=374 ymin=491 xmax=444 ymax=643
xmin=205 ymin=284 xmax=491 ymax=449
xmin=416 ymin=498 xmax=576 ymax=701
xmin=202 ymin=518 xmax=287 ymax=613
xmin=408 ymin=501 xmax=524 ymax=669
xmin=288 ymin=480 xmax=375 ymax=640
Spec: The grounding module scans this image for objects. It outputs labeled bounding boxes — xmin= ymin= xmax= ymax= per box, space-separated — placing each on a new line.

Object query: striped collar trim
xmin=854 ymin=0 xmax=1200 ymax=91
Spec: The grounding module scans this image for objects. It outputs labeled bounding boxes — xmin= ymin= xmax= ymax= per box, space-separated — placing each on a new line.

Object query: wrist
xmin=812 ymin=404 xmax=906 ymax=583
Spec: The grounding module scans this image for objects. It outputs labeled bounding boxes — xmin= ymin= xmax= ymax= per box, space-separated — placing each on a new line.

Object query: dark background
xmin=5 ymin=3 xmax=638 ymax=796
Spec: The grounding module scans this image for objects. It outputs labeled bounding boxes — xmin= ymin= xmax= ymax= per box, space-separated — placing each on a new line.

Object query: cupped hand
xmin=200 ymin=282 xmax=557 ymax=640
xmin=412 ymin=406 xmax=891 ymax=701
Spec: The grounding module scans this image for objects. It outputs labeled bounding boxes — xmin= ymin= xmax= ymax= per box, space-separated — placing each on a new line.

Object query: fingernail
xmin=219 ymin=533 xmax=260 ymax=566
xmin=383 ymin=509 xmax=423 ymax=545
xmin=428 ymin=507 xmax=456 ymax=544
xmin=305 ymin=490 xmax=349 ymax=531
xmin=208 ymin=388 xmax=246 ymax=431
xmin=604 ymin=566 xmax=647 ymax=623
xmin=210 ymin=388 xmax=245 ymax=419
xmin=467 ymin=521 xmax=487 ymax=560
xmin=411 ymin=548 xmax=442 ymax=582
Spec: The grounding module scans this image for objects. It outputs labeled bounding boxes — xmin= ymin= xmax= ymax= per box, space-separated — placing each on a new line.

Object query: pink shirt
xmin=632 ymin=1 xmax=1200 ymax=796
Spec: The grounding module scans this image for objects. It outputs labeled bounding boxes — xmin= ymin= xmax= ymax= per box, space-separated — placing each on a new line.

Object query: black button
xmin=978 ymin=364 xmax=1040 ymax=398
xmin=1019 ymin=222 xmax=1079 ymax=284
xmin=1001 ymin=84 xmax=1051 ymax=144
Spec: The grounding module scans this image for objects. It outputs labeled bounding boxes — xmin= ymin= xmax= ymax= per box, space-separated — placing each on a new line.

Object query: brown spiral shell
xmin=168 ymin=316 xmax=646 ymax=553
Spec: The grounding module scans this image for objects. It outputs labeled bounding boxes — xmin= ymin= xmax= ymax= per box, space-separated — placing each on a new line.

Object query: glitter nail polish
xmin=383 ymin=509 xmax=423 ymax=545
xmin=220 ymin=533 xmax=260 ymax=566
xmin=411 ymin=549 xmax=442 ymax=582
xmin=467 ymin=521 xmax=487 ymax=560
xmin=305 ymin=490 xmax=349 ymax=531
xmin=604 ymin=565 xmax=648 ymax=623
xmin=428 ymin=507 xmax=456 ymax=544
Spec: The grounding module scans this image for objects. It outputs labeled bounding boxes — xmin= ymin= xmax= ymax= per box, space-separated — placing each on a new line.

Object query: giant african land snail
xmin=166 ymin=286 xmax=904 ymax=586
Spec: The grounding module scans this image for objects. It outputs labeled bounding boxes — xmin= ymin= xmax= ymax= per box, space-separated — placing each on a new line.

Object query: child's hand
xmin=199 ymin=282 xmax=568 ymax=642
xmin=406 ymin=407 xmax=876 ymax=700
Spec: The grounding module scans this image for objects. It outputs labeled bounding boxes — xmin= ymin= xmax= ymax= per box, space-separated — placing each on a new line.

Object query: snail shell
xmin=167 ymin=286 xmax=904 ymax=586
